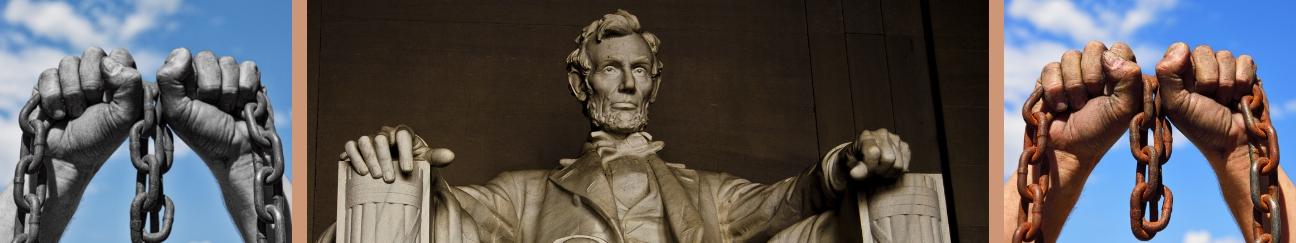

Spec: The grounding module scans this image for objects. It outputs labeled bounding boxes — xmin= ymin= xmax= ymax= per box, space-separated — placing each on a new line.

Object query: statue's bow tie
xmin=587 ymin=131 xmax=665 ymax=162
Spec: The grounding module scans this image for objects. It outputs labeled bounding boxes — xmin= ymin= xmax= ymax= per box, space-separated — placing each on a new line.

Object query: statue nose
xmin=619 ymin=69 xmax=636 ymax=92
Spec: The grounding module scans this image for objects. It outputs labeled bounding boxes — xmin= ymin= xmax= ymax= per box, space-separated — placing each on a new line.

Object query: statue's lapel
xmin=548 ymin=152 xmax=619 ymax=226
xmin=646 ymin=155 xmax=715 ymax=243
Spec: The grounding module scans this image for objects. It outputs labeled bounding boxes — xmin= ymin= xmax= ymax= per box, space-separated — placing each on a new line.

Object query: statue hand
xmin=1033 ymin=41 xmax=1143 ymax=168
xmin=37 ymin=47 xmax=143 ymax=172
xmin=342 ymin=126 xmax=455 ymax=183
xmin=843 ymin=128 xmax=910 ymax=181
xmin=156 ymin=48 xmax=261 ymax=164
xmin=1155 ymin=43 xmax=1251 ymax=153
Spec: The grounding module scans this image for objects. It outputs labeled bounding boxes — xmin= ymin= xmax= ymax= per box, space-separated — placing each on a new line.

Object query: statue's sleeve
xmin=708 ymin=143 xmax=852 ymax=241
xmin=437 ymin=170 xmax=547 ymax=243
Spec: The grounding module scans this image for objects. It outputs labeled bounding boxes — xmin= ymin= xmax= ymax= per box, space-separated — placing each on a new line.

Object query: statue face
xmin=583 ymin=34 xmax=656 ymax=134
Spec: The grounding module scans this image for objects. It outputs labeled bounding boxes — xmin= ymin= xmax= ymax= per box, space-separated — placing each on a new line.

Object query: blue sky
xmin=1005 ymin=0 xmax=1296 ymax=242
xmin=0 ymin=0 xmax=291 ymax=242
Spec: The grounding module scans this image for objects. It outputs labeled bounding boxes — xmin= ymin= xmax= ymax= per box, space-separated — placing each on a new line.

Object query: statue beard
xmin=586 ymin=95 xmax=650 ymax=134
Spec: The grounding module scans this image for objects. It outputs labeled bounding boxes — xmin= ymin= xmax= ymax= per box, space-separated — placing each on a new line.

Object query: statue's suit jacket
xmin=432 ymin=144 xmax=848 ymax=243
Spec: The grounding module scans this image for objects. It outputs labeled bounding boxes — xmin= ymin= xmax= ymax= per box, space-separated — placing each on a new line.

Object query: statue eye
xmin=633 ymin=67 xmax=647 ymax=75
xmin=602 ymin=66 xmax=618 ymax=74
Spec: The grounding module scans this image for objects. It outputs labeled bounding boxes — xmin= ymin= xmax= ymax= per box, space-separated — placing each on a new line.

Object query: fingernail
xmin=1102 ymin=51 xmax=1125 ymax=68
xmin=1055 ymin=102 xmax=1068 ymax=112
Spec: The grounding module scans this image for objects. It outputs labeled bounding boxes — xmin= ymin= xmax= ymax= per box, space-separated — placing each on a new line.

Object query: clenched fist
xmin=1155 ymin=43 xmax=1254 ymax=153
xmin=838 ymin=128 xmax=910 ymax=182
xmin=341 ymin=125 xmax=455 ymax=183
xmin=1035 ymin=41 xmax=1144 ymax=166
xmin=37 ymin=47 xmax=143 ymax=175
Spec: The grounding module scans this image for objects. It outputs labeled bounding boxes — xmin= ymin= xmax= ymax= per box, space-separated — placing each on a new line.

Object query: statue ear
xmin=568 ymin=71 xmax=587 ymax=102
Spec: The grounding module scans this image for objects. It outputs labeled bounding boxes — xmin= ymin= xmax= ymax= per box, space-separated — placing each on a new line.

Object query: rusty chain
xmin=242 ymin=87 xmax=289 ymax=243
xmin=129 ymin=83 xmax=175 ymax=243
xmin=1128 ymin=75 xmax=1174 ymax=240
xmin=1012 ymin=86 xmax=1053 ymax=243
xmin=1239 ymin=78 xmax=1282 ymax=243
xmin=11 ymin=92 xmax=51 ymax=243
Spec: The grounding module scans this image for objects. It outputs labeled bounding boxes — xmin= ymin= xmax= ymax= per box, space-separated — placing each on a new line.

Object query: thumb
xmin=156 ymin=48 xmax=193 ymax=107
xmin=101 ymin=53 xmax=143 ymax=122
xmin=1103 ymin=50 xmax=1143 ymax=110
xmin=1155 ymin=42 xmax=1192 ymax=107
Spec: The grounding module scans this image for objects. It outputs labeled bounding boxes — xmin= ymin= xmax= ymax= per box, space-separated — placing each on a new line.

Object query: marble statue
xmin=318 ymin=9 xmax=947 ymax=243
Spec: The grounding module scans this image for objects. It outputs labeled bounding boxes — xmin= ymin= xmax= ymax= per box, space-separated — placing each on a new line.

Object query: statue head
xmin=566 ymin=10 xmax=663 ymax=135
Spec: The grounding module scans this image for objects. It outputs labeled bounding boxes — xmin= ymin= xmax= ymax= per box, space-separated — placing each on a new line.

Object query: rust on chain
xmin=243 ymin=87 xmax=290 ymax=243
xmin=12 ymin=92 xmax=50 ymax=243
xmin=1128 ymin=75 xmax=1173 ymax=241
xmin=1013 ymin=86 xmax=1053 ymax=243
xmin=1240 ymin=79 xmax=1282 ymax=243
xmin=129 ymin=83 xmax=175 ymax=243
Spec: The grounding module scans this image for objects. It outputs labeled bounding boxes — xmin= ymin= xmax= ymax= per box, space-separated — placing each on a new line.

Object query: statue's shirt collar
xmin=581 ymin=131 xmax=665 ymax=164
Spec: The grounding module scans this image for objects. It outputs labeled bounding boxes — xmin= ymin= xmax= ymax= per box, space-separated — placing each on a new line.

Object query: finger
xmin=79 ymin=47 xmax=106 ymax=104
xmin=1103 ymin=51 xmax=1143 ymax=111
xmin=1215 ymin=50 xmax=1236 ymax=103
xmin=375 ymin=134 xmax=395 ymax=183
xmin=58 ymin=56 xmax=85 ymax=117
xmin=345 ymin=140 xmax=369 ymax=176
xmin=1191 ymin=45 xmax=1219 ymax=94
xmin=193 ymin=51 xmax=221 ymax=102
xmin=1110 ymin=42 xmax=1136 ymax=63
xmin=108 ymin=48 xmax=136 ymax=69
xmin=877 ymin=135 xmax=897 ymax=177
xmin=358 ymin=136 xmax=382 ymax=179
xmin=1156 ymin=43 xmax=1192 ymax=104
xmin=1040 ymin=62 xmax=1066 ymax=112
xmin=1061 ymin=50 xmax=1086 ymax=110
xmin=1235 ymin=55 xmax=1256 ymax=98
xmin=1081 ymin=41 xmax=1107 ymax=96
xmin=238 ymin=61 xmax=260 ymax=104
xmin=157 ymin=48 xmax=193 ymax=105
xmin=888 ymin=133 xmax=905 ymax=174
xmin=899 ymin=141 xmax=911 ymax=173
xmin=38 ymin=68 xmax=64 ymax=120
xmin=219 ymin=56 xmax=239 ymax=112
xmin=396 ymin=130 xmax=414 ymax=173
xmin=100 ymin=55 xmax=144 ymax=122
xmin=428 ymin=148 xmax=455 ymax=167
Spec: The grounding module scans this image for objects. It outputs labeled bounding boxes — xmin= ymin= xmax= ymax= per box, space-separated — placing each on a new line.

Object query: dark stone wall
xmin=307 ymin=0 xmax=987 ymax=241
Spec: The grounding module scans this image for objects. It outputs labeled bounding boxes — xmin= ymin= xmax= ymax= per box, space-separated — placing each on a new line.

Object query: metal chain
xmin=128 ymin=83 xmax=175 ymax=243
xmin=11 ymin=92 xmax=51 ymax=243
xmin=1128 ymin=75 xmax=1174 ymax=240
xmin=1239 ymin=78 xmax=1282 ymax=243
xmin=1012 ymin=86 xmax=1053 ymax=243
xmin=242 ymin=87 xmax=289 ymax=243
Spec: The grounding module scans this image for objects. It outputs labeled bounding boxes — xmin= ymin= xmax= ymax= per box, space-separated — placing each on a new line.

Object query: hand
xmin=155 ymin=48 xmax=263 ymax=163
xmin=1034 ymin=41 xmax=1143 ymax=169
xmin=37 ymin=47 xmax=143 ymax=174
xmin=1002 ymin=41 xmax=1144 ymax=240
xmin=1155 ymin=43 xmax=1252 ymax=154
xmin=341 ymin=125 xmax=455 ymax=183
xmin=1154 ymin=42 xmax=1267 ymax=239
xmin=841 ymin=128 xmax=910 ymax=181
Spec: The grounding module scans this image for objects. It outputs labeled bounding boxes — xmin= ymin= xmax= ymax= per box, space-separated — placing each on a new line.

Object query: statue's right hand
xmin=341 ymin=125 xmax=454 ymax=183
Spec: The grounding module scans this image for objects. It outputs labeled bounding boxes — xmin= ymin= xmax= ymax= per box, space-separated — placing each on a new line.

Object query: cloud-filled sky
xmin=1005 ymin=0 xmax=1296 ymax=242
xmin=0 ymin=0 xmax=291 ymax=242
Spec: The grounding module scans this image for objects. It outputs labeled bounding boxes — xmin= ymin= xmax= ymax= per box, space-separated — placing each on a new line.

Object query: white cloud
xmin=1270 ymin=99 xmax=1296 ymax=120
xmin=2 ymin=0 xmax=182 ymax=49
xmin=1183 ymin=229 xmax=1243 ymax=243
xmin=1004 ymin=108 xmax=1024 ymax=180
xmin=1007 ymin=0 xmax=1179 ymax=44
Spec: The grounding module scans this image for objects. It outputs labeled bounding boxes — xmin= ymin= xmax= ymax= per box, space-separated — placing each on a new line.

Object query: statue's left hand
xmin=843 ymin=128 xmax=911 ymax=181
xmin=156 ymin=48 xmax=262 ymax=163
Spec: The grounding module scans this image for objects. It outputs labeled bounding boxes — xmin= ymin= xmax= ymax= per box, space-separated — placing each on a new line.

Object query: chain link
xmin=1127 ymin=75 xmax=1174 ymax=240
xmin=1239 ymin=78 xmax=1282 ymax=243
xmin=1013 ymin=86 xmax=1053 ymax=243
xmin=242 ymin=87 xmax=289 ymax=243
xmin=128 ymin=83 xmax=175 ymax=243
xmin=11 ymin=92 xmax=51 ymax=243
